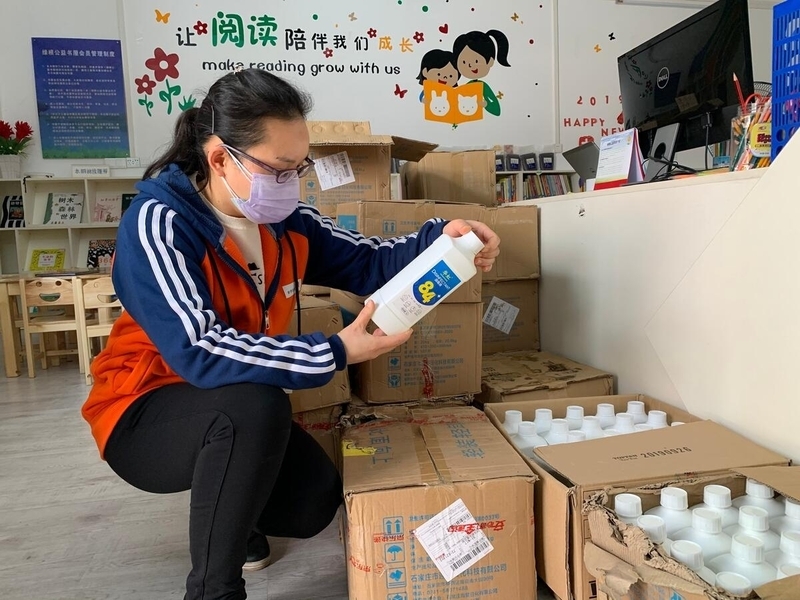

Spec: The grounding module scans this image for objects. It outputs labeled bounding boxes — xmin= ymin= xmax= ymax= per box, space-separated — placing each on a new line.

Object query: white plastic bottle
xmin=544 ymin=418 xmax=570 ymax=445
xmin=615 ymin=493 xmax=643 ymax=525
xmin=534 ymin=408 xmax=553 ymax=435
xmin=707 ymin=534 xmax=778 ymax=588
xmin=645 ymin=487 xmax=694 ymax=536
xmin=625 ymin=400 xmax=648 ymax=425
xmin=715 ymin=572 xmax=753 ymax=596
xmin=634 ymin=424 xmax=654 ymax=433
xmin=766 ymin=530 xmax=800 ymax=571
xmin=771 ymin=497 xmax=800 ymax=535
xmin=724 ymin=506 xmax=781 ymax=552
xmin=502 ymin=410 xmax=523 ymax=436
xmin=566 ymin=406 xmax=584 ymax=430
xmin=579 ymin=416 xmax=605 ymax=440
xmin=646 ymin=410 xmax=669 ymax=429
xmin=637 ymin=515 xmax=673 ymax=556
xmin=605 ymin=413 xmax=636 ymax=436
xmin=513 ymin=421 xmax=548 ymax=458
xmin=777 ymin=563 xmax=800 ymax=579
xmin=731 ymin=479 xmax=785 ymax=518
xmin=672 ymin=509 xmax=732 ymax=561
xmin=691 ymin=485 xmax=740 ymax=529
xmin=567 ymin=431 xmax=586 ymax=443
xmin=669 ymin=540 xmax=716 ymax=585
xmin=368 ymin=230 xmax=484 ymax=335
xmin=595 ymin=403 xmax=616 ymax=429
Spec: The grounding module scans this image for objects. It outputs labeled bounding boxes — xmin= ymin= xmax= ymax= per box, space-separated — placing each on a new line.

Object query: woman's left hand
xmin=443 ymin=219 xmax=500 ymax=273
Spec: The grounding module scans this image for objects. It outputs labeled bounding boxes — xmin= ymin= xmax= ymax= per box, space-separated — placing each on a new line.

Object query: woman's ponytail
xmin=143 ymin=107 xmax=204 ymax=180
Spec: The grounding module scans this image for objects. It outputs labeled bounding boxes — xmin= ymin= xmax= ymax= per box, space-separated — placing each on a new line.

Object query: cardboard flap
xmin=390 ymin=136 xmax=438 ymax=162
xmin=482 ymin=350 xmax=612 ymax=393
xmin=342 ymin=420 xmax=438 ymax=494
xmin=307 ymin=121 xmax=393 ymax=146
xmin=583 ymin=542 xmax=639 ymax=597
xmin=733 ymin=465 xmax=800 ymax=503
xmin=534 ymin=421 xmax=789 ymax=487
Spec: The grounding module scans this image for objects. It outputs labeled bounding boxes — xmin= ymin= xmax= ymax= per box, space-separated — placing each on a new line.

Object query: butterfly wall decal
xmin=394 ymin=84 xmax=408 ymax=99
xmin=155 ymin=9 xmax=171 ymax=24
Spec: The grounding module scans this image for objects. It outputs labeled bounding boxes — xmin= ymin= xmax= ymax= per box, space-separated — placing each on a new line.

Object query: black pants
xmin=104 ymin=382 xmax=343 ymax=600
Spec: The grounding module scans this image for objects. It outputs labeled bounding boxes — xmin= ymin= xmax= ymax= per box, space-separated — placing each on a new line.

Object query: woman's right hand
xmin=338 ymin=300 xmax=412 ymax=365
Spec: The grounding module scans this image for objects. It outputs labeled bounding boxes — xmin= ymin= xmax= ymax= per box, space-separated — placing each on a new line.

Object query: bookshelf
xmin=0 ymin=176 xmax=139 ymax=275
xmin=495 ymin=170 xmax=578 ymax=204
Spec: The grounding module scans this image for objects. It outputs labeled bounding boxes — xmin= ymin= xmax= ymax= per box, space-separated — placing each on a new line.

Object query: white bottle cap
xmin=517 ymin=421 xmax=538 ymax=438
xmin=550 ymin=418 xmax=569 ymax=436
xmin=637 ymin=515 xmax=666 ymax=544
xmin=634 ymin=424 xmax=653 ymax=432
xmin=715 ymin=572 xmax=753 ymax=596
xmin=615 ymin=413 xmax=635 ymax=432
xmin=745 ymin=478 xmax=775 ymax=499
xmin=785 ymin=497 xmax=800 ymax=520
xmin=535 ymin=408 xmax=553 ymax=422
xmin=454 ymin=230 xmax=485 ymax=255
xmin=580 ymin=416 xmax=603 ymax=434
xmin=703 ymin=485 xmax=732 ymax=509
xmin=646 ymin=410 xmax=668 ymax=428
xmin=738 ymin=505 xmax=770 ymax=532
xmin=731 ymin=533 xmax=765 ymax=564
xmin=566 ymin=405 xmax=584 ymax=420
xmin=596 ymin=403 xmax=615 ymax=417
xmin=692 ymin=508 xmax=722 ymax=534
xmin=670 ymin=540 xmax=704 ymax=571
xmin=614 ymin=494 xmax=643 ymax=520
xmin=778 ymin=563 xmax=800 ymax=579
xmin=660 ymin=487 xmax=689 ymax=510
xmin=779 ymin=530 xmax=800 ymax=557
xmin=671 ymin=421 xmax=685 ymax=426
xmin=627 ymin=400 xmax=646 ymax=417
xmin=568 ymin=431 xmax=586 ymax=443
xmin=504 ymin=410 xmax=523 ymax=425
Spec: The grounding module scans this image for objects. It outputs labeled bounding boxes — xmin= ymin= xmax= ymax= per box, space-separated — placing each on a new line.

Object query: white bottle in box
xmin=731 ymin=479 xmax=785 ymax=518
xmin=691 ymin=485 xmax=740 ymax=529
xmin=771 ymin=497 xmax=800 ymax=535
xmin=544 ymin=419 xmax=570 ymax=445
xmin=625 ymin=400 xmax=648 ymax=425
xmin=634 ymin=424 xmax=654 ymax=433
xmin=368 ymin=231 xmax=483 ymax=335
xmin=724 ymin=506 xmax=781 ymax=552
xmin=605 ymin=413 xmax=636 ymax=436
xmin=502 ymin=410 xmax=523 ymax=436
xmin=534 ymin=408 xmax=552 ymax=435
xmin=645 ymin=487 xmax=694 ymax=536
xmin=766 ymin=530 xmax=800 ymax=571
xmin=579 ymin=416 xmax=604 ymax=440
xmin=637 ymin=515 xmax=673 ymax=556
xmin=615 ymin=493 xmax=643 ymax=525
xmin=670 ymin=540 xmax=716 ymax=585
xmin=567 ymin=431 xmax=586 ymax=443
xmin=672 ymin=509 xmax=732 ymax=561
xmin=715 ymin=572 xmax=753 ymax=596
xmin=777 ymin=563 xmax=800 ymax=579
xmin=646 ymin=410 xmax=669 ymax=429
xmin=707 ymin=534 xmax=777 ymax=588
xmin=566 ymin=406 xmax=584 ymax=430
xmin=513 ymin=421 xmax=548 ymax=458
xmin=595 ymin=403 xmax=616 ymax=429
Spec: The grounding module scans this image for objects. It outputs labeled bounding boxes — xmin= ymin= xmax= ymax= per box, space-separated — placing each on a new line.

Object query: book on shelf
xmin=43 ymin=192 xmax=84 ymax=225
xmin=87 ymin=238 xmax=116 ymax=271
xmin=92 ymin=195 xmax=122 ymax=223
xmin=121 ymin=193 xmax=136 ymax=217
xmin=0 ymin=195 xmax=24 ymax=228
xmin=29 ymin=248 xmax=66 ymax=272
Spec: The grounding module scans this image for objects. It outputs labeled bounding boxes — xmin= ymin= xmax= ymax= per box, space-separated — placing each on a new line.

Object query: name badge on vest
xmin=283 ymin=279 xmax=302 ymax=298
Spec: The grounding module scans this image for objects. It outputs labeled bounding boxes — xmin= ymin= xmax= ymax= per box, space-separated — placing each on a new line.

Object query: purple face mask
xmin=222 ymin=150 xmax=300 ymax=224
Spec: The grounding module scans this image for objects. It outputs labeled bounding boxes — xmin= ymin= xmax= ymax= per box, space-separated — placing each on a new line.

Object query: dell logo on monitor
xmin=657 ymin=67 xmax=670 ymax=89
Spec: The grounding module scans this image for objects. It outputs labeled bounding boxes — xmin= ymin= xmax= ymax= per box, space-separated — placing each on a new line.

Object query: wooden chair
xmin=75 ymin=276 xmax=122 ymax=386
xmin=19 ymin=277 xmax=85 ymax=378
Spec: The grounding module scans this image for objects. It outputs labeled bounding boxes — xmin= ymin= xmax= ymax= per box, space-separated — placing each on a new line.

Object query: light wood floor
xmin=0 ymin=357 xmax=557 ymax=600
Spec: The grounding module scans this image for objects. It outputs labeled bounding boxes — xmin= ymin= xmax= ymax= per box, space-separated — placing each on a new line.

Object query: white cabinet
xmin=0 ymin=176 xmax=139 ymax=275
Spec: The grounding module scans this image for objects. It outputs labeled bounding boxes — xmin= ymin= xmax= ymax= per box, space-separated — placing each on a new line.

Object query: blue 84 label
xmin=412 ymin=261 xmax=461 ymax=306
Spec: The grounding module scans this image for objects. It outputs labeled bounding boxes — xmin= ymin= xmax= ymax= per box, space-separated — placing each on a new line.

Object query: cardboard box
xmin=481 ymin=279 xmax=540 ymax=354
xmin=483 ymin=204 xmax=540 ymax=282
xmin=584 ymin=465 xmax=800 ymax=600
xmin=331 ymin=290 xmax=482 ymax=404
xmin=303 ymin=121 xmax=436 ymax=216
xmin=487 ymin=397 xmax=790 ymax=600
xmin=335 ymin=200 xmax=482 ymax=303
xmin=286 ymin=296 xmax=351 ymax=413
xmin=301 ymin=284 xmax=331 ymax=296
xmin=343 ymin=406 xmax=537 ymax=600
xmin=478 ymin=350 xmax=613 ymax=406
xmin=403 ymin=150 xmax=497 ymax=206
xmin=292 ymin=404 xmax=344 ymax=473
xmin=342 ymin=393 xmax=474 ymax=427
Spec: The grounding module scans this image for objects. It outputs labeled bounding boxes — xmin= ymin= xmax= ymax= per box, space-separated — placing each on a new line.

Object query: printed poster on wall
xmin=31 ymin=38 xmax=130 ymax=159
xmin=122 ymin=1 xmax=555 ymax=162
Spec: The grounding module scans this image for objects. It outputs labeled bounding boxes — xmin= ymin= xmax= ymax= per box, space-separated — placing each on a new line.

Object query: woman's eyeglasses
xmin=221 ymin=143 xmax=315 ymax=184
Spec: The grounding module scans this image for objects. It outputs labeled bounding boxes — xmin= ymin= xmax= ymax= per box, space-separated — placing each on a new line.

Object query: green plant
xmin=0 ymin=120 xmax=34 ymax=156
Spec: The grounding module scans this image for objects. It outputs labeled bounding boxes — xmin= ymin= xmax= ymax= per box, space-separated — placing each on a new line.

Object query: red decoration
xmin=413 ymin=31 xmax=424 ymax=43
xmin=323 ymin=48 xmax=334 ymax=58
xmin=145 ymin=47 xmax=180 ymax=82
xmin=367 ymin=28 xmax=377 ymax=38
xmin=394 ymin=84 xmax=408 ymax=99
xmin=135 ymin=74 xmax=157 ymax=95
xmin=438 ymin=24 xmax=449 ymax=34
xmin=193 ymin=21 xmax=208 ymax=35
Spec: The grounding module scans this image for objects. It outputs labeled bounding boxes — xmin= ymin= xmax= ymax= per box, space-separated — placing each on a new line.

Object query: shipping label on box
xmin=481 ymin=280 xmax=540 ymax=354
xmin=343 ymin=407 xmax=536 ymax=600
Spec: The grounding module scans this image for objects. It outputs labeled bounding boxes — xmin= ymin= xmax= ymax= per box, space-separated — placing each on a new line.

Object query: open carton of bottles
xmin=584 ymin=466 xmax=800 ymax=599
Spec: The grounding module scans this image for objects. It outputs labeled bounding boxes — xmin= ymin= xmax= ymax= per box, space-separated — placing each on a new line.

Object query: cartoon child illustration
xmin=452 ymin=30 xmax=510 ymax=116
xmin=416 ymin=49 xmax=460 ymax=103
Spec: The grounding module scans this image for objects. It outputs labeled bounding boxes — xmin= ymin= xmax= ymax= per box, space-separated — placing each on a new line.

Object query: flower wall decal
xmin=136 ymin=47 xmax=195 ymax=116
